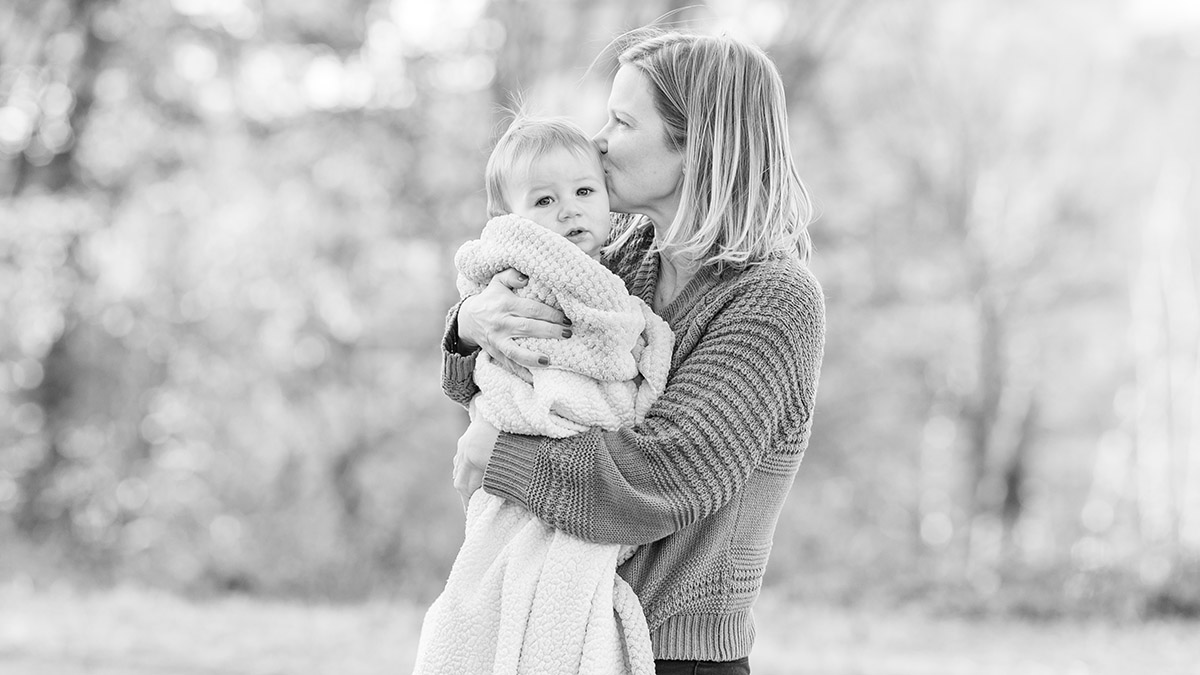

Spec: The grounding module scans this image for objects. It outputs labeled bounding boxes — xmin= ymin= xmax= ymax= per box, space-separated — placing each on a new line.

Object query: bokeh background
xmin=2 ymin=0 xmax=1198 ymax=626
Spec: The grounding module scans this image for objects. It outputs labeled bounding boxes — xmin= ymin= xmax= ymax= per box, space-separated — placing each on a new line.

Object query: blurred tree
xmin=1105 ymin=24 xmax=1200 ymax=584
xmin=776 ymin=0 xmax=1200 ymax=611
xmin=2 ymin=0 xmax=125 ymax=562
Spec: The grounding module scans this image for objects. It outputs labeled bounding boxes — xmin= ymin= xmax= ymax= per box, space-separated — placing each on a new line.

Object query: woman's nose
xmin=591 ymin=132 xmax=607 ymax=154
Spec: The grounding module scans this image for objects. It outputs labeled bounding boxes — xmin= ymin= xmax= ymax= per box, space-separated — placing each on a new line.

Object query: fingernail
xmin=517 ymin=273 xmax=528 ymax=282
xmin=562 ymin=329 xmax=573 ymax=338
xmin=538 ymin=356 xmax=550 ymax=366
xmin=563 ymin=317 xmax=573 ymax=326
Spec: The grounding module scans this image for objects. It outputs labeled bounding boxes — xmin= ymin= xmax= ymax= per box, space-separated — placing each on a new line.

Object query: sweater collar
xmin=623 ymin=225 xmax=726 ymax=324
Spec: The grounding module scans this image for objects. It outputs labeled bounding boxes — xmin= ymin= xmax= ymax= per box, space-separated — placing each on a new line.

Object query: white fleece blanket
xmin=457 ymin=215 xmax=672 ymax=438
xmin=414 ymin=215 xmax=673 ymax=675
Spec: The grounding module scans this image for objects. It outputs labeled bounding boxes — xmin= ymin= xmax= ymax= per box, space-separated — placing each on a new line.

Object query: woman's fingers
xmin=491 ymin=267 xmax=530 ymax=291
xmin=457 ymin=269 xmax=572 ymax=369
xmin=492 ymin=302 xmax=570 ymax=368
xmin=494 ymin=341 xmax=547 ymax=370
xmin=505 ymin=298 xmax=571 ymax=338
xmin=488 ymin=278 xmax=568 ymax=334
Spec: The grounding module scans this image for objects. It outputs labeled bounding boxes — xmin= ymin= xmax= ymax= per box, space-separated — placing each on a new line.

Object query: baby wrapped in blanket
xmin=414 ymin=117 xmax=673 ymax=675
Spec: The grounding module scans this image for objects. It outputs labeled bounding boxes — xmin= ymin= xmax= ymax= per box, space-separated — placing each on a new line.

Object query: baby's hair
xmin=485 ymin=110 xmax=601 ymax=218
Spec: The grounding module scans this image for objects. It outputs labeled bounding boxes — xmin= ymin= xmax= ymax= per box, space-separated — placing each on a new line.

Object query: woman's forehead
xmin=609 ymin=65 xmax=654 ymax=115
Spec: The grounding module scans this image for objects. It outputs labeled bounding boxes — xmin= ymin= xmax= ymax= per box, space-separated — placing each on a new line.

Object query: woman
xmin=442 ymin=28 xmax=825 ymax=674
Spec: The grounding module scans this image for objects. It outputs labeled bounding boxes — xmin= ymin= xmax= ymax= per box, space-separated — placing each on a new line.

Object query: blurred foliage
xmin=1 ymin=0 xmax=1198 ymax=618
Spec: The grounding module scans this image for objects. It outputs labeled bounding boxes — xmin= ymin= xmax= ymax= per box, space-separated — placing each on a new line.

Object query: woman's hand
xmin=452 ymin=418 xmax=500 ymax=511
xmin=457 ymin=268 xmax=571 ymax=373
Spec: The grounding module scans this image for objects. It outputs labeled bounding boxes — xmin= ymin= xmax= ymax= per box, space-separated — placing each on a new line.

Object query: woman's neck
xmin=644 ymin=194 xmax=681 ymax=243
xmin=644 ymin=206 xmax=698 ymax=311
xmin=654 ymin=249 xmax=701 ymax=312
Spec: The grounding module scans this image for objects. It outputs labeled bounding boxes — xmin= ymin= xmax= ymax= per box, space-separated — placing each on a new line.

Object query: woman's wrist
xmin=442 ymin=295 xmax=481 ymax=356
xmin=453 ymin=322 xmax=479 ymax=355
xmin=455 ymin=295 xmax=481 ymax=353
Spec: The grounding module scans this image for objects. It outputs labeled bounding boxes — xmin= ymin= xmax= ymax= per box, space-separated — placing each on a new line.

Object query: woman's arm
xmin=481 ymin=263 xmax=826 ymax=545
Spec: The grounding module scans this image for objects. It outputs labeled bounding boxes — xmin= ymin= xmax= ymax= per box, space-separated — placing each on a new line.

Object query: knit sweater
xmin=441 ymin=220 xmax=826 ymax=661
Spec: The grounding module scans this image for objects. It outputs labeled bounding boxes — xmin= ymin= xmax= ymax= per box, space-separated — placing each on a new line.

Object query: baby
xmin=453 ymin=115 xmax=671 ymax=440
xmin=414 ymin=115 xmax=672 ymax=675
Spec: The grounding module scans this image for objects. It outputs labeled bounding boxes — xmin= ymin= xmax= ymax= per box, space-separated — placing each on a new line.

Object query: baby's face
xmin=504 ymin=147 xmax=611 ymax=259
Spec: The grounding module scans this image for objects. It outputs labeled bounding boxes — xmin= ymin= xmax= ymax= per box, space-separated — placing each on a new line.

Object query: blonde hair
xmin=485 ymin=113 xmax=601 ymax=218
xmin=607 ymin=28 xmax=813 ymax=268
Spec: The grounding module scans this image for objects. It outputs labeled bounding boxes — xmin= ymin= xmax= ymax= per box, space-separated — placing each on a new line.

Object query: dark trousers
xmin=655 ymin=657 xmax=751 ymax=675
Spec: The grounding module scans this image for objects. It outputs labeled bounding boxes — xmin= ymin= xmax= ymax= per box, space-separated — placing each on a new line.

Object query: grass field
xmin=1 ymin=584 xmax=1197 ymax=675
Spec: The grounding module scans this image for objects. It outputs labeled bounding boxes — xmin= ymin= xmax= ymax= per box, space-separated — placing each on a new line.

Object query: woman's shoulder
xmin=709 ymin=255 xmax=825 ymax=337
xmin=732 ymin=255 xmax=823 ymax=307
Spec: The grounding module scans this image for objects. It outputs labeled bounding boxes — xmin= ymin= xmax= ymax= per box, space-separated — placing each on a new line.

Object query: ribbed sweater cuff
xmin=441 ymin=347 xmax=477 ymax=388
xmin=650 ymin=611 xmax=754 ymax=661
xmin=440 ymin=299 xmax=481 ymax=407
xmin=482 ymin=433 xmax=541 ymax=507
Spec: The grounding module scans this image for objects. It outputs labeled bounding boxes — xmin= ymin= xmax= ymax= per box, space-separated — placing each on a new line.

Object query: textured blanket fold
xmin=455 ymin=215 xmax=672 ymax=439
xmin=414 ymin=215 xmax=673 ymax=675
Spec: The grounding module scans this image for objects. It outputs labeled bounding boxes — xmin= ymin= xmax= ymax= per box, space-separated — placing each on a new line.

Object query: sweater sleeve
xmin=440 ymin=298 xmax=481 ymax=409
xmin=482 ymin=263 xmax=826 ymax=545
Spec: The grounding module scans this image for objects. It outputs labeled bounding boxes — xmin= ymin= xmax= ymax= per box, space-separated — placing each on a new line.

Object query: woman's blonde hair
xmin=606 ymin=28 xmax=813 ymax=269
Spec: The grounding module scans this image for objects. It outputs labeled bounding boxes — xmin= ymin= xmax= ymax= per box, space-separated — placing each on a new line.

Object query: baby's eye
xmin=535 ymin=196 xmax=553 ymax=207
xmin=577 ymin=187 xmax=594 ymax=197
